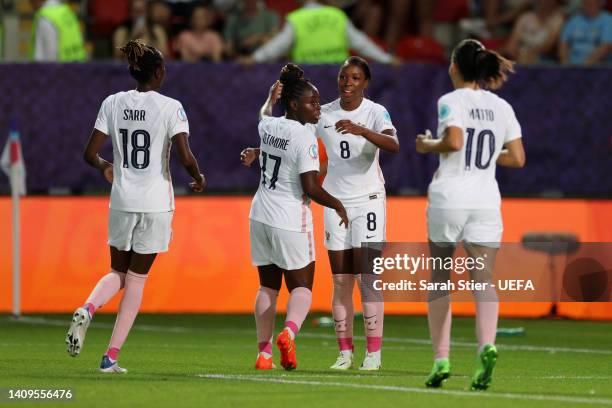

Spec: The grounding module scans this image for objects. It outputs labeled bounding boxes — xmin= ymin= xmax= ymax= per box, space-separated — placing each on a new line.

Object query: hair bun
xmin=279 ymin=63 xmax=304 ymax=86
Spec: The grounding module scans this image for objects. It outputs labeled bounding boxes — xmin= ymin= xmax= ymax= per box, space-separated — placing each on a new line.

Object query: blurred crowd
xmin=13 ymin=0 xmax=612 ymax=65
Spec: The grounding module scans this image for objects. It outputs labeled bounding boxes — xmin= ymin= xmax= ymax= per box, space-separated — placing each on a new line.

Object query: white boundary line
xmin=196 ymin=374 xmax=612 ymax=405
xmin=7 ymin=316 xmax=612 ymax=355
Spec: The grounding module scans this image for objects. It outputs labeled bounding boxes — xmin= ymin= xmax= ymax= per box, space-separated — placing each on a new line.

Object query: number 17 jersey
xmin=249 ymin=117 xmax=320 ymax=232
xmin=428 ymin=88 xmax=522 ymax=210
xmin=94 ymin=90 xmax=189 ymax=212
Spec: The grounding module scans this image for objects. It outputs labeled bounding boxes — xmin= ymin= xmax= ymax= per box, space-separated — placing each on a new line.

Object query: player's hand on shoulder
xmin=269 ymin=80 xmax=283 ymax=104
xmin=415 ymin=129 xmax=432 ymax=154
xmin=240 ymin=147 xmax=259 ymax=167
xmin=189 ymin=173 xmax=206 ymax=192
xmin=335 ymin=120 xmax=367 ymax=136
xmin=336 ymin=205 xmax=349 ymax=229
xmin=103 ymin=166 xmax=114 ymax=183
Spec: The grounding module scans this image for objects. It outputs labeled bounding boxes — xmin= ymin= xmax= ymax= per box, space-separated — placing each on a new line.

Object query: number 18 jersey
xmin=428 ymin=88 xmax=522 ymax=210
xmin=94 ymin=90 xmax=189 ymax=212
xmin=249 ymin=117 xmax=320 ymax=232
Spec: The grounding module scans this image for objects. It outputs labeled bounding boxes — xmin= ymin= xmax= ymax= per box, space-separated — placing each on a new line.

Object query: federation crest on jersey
xmin=177 ymin=107 xmax=187 ymax=122
xmin=439 ymin=104 xmax=451 ymax=120
xmin=309 ymin=144 xmax=318 ymax=159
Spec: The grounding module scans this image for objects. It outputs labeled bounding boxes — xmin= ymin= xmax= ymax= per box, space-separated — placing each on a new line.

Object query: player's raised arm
xmin=259 ymin=80 xmax=283 ymax=120
xmin=83 ymin=129 xmax=113 ymax=183
xmin=172 ymin=132 xmax=205 ymax=192
xmin=300 ymin=171 xmax=348 ymax=227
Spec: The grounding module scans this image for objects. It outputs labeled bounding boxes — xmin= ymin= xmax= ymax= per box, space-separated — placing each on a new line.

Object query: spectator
xmin=460 ymin=0 xmax=531 ymax=39
xmin=560 ymin=0 xmax=612 ymax=64
xmin=384 ymin=0 xmax=435 ymax=52
xmin=149 ymin=1 xmax=173 ymax=34
xmin=113 ymin=0 xmax=169 ymax=59
xmin=224 ymin=0 xmax=280 ymax=58
xmin=245 ymin=0 xmax=400 ymax=65
xmin=175 ymin=4 xmax=224 ymax=62
xmin=30 ymin=0 xmax=87 ymax=61
xmin=504 ymin=0 xmax=564 ymax=64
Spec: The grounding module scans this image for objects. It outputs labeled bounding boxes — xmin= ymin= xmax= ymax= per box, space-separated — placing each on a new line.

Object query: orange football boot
xmin=276 ymin=329 xmax=297 ymax=370
xmin=255 ymin=354 xmax=275 ymax=370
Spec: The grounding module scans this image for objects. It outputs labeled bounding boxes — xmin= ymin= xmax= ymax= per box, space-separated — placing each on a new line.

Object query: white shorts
xmin=324 ymin=196 xmax=386 ymax=251
xmin=427 ymin=208 xmax=502 ymax=248
xmin=108 ymin=209 xmax=173 ymax=254
xmin=250 ymin=220 xmax=315 ymax=270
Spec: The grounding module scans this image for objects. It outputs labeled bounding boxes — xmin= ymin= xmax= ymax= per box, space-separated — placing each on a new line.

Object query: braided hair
xmin=119 ymin=40 xmax=164 ymax=84
xmin=279 ymin=64 xmax=314 ymax=112
xmin=452 ymin=39 xmax=514 ymax=90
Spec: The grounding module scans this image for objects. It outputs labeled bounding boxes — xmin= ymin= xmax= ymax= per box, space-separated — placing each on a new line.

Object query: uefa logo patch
xmin=309 ymin=144 xmax=318 ymax=159
xmin=383 ymin=110 xmax=391 ymax=121
xmin=178 ymin=107 xmax=187 ymax=122
xmin=439 ymin=104 xmax=450 ymax=120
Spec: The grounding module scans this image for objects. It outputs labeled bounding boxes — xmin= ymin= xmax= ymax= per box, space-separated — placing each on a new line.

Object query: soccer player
xmin=240 ymin=64 xmax=348 ymax=371
xmin=242 ymin=57 xmax=399 ymax=371
xmin=65 ymin=40 xmax=205 ymax=373
xmin=317 ymin=56 xmax=399 ymax=371
xmin=416 ymin=39 xmax=526 ymax=390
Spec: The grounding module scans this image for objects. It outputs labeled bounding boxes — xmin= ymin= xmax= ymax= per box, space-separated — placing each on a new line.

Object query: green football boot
xmin=471 ymin=344 xmax=498 ymax=391
xmin=425 ymin=358 xmax=451 ymax=388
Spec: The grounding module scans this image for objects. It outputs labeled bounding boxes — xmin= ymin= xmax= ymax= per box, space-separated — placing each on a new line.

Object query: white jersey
xmin=316 ymin=98 xmax=396 ymax=206
xmin=249 ymin=117 xmax=320 ymax=232
xmin=94 ymin=90 xmax=189 ymax=212
xmin=428 ymin=88 xmax=522 ymax=209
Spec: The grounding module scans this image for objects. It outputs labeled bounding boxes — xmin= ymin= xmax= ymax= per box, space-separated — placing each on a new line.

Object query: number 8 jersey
xmin=94 ymin=90 xmax=189 ymax=212
xmin=249 ymin=117 xmax=320 ymax=232
xmin=428 ymin=88 xmax=522 ymax=210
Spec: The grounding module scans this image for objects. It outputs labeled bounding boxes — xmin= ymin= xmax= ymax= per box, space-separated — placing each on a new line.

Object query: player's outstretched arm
xmin=335 ymin=120 xmax=400 ymax=153
xmin=172 ymin=132 xmax=206 ymax=192
xmin=497 ymin=138 xmax=526 ymax=168
xmin=416 ymin=127 xmax=463 ymax=154
xmin=259 ymin=81 xmax=283 ymax=120
xmin=83 ymin=129 xmax=113 ymax=183
xmin=300 ymin=171 xmax=348 ymax=228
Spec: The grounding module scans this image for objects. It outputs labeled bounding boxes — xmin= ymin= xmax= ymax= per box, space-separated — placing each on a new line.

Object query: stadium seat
xmin=480 ymin=37 xmax=508 ymax=51
xmin=395 ymin=36 xmax=446 ymax=64
xmin=433 ymin=0 xmax=469 ymax=22
xmin=88 ymin=0 xmax=129 ymax=36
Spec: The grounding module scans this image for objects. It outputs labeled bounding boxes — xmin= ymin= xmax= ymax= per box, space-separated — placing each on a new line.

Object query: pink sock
xmin=254 ymin=286 xmax=279 ymax=351
xmin=362 ymin=301 xmax=384 ymax=352
xmin=106 ymin=347 xmax=120 ymax=361
xmin=428 ymin=295 xmax=452 ymax=360
xmin=258 ymin=341 xmax=272 ymax=355
xmin=108 ymin=271 xmax=147 ymax=353
xmin=84 ymin=270 xmax=127 ymax=314
xmin=285 ymin=287 xmax=312 ymax=336
xmin=332 ymin=274 xmax=355 ymax=349
xmin=475 ymin=287 xmax=499 ymax=349
xmin=337 ymin=337 xmax=354 ymax=351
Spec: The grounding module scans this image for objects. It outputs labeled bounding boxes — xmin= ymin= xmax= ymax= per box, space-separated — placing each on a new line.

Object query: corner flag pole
xmin=11 ymin=145 xmax=20 ymax=318
xmin=2 ymin=119 xmax=25 ymax=318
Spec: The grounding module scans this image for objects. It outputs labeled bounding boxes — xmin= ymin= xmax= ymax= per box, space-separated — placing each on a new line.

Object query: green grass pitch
xmin=1 ymin=314 xmax=611 ymax=407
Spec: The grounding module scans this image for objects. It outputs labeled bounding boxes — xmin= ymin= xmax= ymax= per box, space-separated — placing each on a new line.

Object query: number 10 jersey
xmin=94 ymin=90 xmax=189 ymax=212
xmin=428 ymin=88 xmax=522 ymax=210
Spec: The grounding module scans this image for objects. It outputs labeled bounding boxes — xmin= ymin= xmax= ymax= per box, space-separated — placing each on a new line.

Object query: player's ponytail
xmin=119 ymin=39 xmax=163 ymax=84
xmin=279 ymin=63 xmax=313 ymax=112
xmin=452 ymin=39 xmax=514 ymax=90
